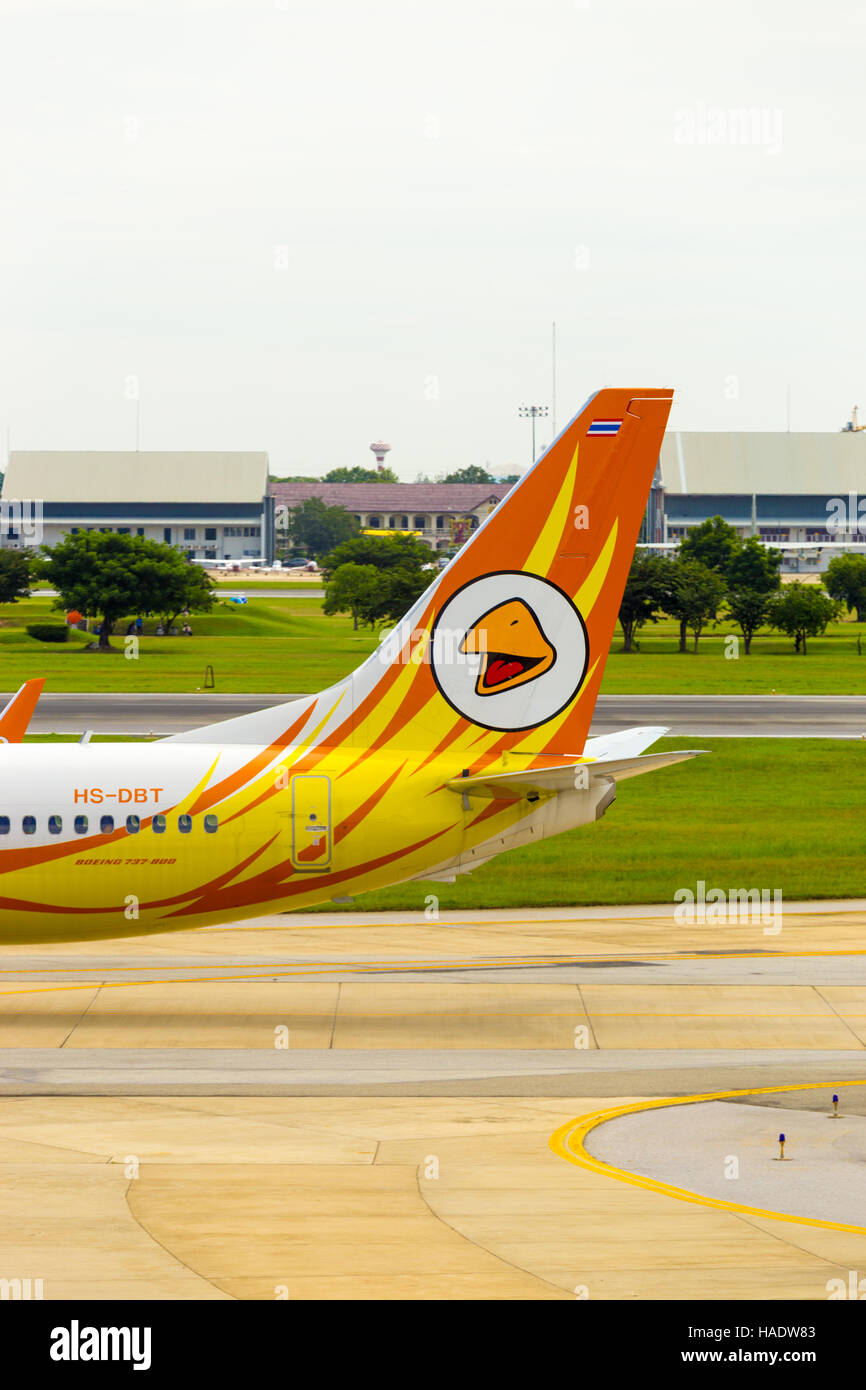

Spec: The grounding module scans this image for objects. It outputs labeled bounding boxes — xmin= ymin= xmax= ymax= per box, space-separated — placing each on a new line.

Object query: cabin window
xmin=0 ymin=816 xmax=9 ymax=834
xmin=48 ymin=815 xmax=62 ymax=835
xmin=100 ymin=815 xmax=114 ymax=834
xmin=178 ymin=814 xmax=192 ymax=833
xmin=204 ymin=814 xmax=218 ymax=834
xmin=126 ymin=815 xmax=140 ymax=834
xmin=153 ymin=814 xmax=167 ymax=833
xmin=22 ymin=816 xmax=36 ymax=834
xmin=74 ymin=815 xmax=88 ymax=834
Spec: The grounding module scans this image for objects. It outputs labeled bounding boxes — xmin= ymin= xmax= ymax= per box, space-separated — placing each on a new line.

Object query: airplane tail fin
xmin=347 ymin=387 xmax=674 ymax=761
xmin=0 ymin=678 xmax=44 ymax=743
xmin=168 ymin=388 xmax=672 ymax=763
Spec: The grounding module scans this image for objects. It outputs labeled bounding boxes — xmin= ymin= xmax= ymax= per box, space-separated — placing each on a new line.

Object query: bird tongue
xmin=485 ymin=657 xmax=525 ymax=687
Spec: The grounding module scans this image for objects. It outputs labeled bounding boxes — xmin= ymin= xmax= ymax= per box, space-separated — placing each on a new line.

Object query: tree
xmin=725 ymin=536 xmax=782 ymax=592
xmin=286 ymin=498 xmax=360 ymax=558
xmin=0 ymin=549 xmax=32 ymax=604
xmin=440 ymin=465 xmax=495 ymax=484
xmin=768 ymin=583 xmax=840 ymax=654
xmin=321 ymin=531 xmax=433 ymax=581
xmin=382 ymin=561 xmax=433 ymax=622
xmin=725 ymin=536 xmax=782 ymax=654
xmin=678 ymin=515 xmax=741 ymax=579
xmin=322 ymin=534 xmax=433 ymax=627
xmin=38 ymin=533 xmax=214 ymax=651
xmin=323 ymin=465 xmax=399 ymax=484
xmin=825 ymin=553 xmax=866 ymax=622
xmin=323 ymin=563 xmax=383 ymax=630
xmin=148 ymin=561 xmax=215 ymax=632
xmin=726 ymin=589 xmax=771 ymax=656
xmin=324 ymin=561 xmax=429 ymax=629
xmin=663 ymin=558 xmax=726 ymax=652
xmin=618 ymin=552 xmax=669 ymax=653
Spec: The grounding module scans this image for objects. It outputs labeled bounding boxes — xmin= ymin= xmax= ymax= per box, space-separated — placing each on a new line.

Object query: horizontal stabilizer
xmin=581 ymin=725 xmax=670 ymax=760
xmin=446 ymin=748 xmax=707 ymax=799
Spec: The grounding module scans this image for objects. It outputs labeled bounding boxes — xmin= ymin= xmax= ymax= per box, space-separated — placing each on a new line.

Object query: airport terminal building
xmin=1 ymin=451 xmax=275 ymax=563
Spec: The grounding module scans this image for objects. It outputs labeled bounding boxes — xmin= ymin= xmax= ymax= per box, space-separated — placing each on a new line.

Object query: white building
xmin=658 ymin=430 xmax=866 ymax=570
xmin=1 ymin=451 xmax=274 ymax=562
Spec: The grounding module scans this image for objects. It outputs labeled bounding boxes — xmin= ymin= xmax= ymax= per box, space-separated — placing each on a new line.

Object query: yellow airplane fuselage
xmin=0 ymin=741 xmax=568 ymax=945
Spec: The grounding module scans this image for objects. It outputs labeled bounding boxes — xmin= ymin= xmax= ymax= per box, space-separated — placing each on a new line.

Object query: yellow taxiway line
xmin=550 ymin=1078 xmax=866 ymax=1236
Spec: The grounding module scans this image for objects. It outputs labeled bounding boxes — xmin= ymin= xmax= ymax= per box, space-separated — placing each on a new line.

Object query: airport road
xmin=12 ymin=691 xmax=866 ymax=735
xmin=219 ymin=588 xmax=325 ymax=598
xmin=3 ymin=904 xmax=866 ymax=1299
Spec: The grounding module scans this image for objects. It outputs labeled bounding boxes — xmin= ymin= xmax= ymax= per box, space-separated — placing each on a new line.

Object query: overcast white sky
xmin=0 ymin=0 xmax=863 ymax=479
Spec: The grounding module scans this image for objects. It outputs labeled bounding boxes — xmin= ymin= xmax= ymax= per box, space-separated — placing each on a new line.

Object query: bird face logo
xmin=430 ymin=571 xmax=588 ymax=733
xmin=459 ymin=599 xmax=556 ymax=696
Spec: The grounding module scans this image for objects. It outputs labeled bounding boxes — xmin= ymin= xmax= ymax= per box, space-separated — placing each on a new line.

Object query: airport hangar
xmin=646 ymin=427 xmax=866 ymax=570
xmin=0 ymin=451 xmax=275 ymax=565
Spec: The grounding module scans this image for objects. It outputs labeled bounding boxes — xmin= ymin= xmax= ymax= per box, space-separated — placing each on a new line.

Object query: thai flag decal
xmin=587 ymin=419 xmax=622 ymax=437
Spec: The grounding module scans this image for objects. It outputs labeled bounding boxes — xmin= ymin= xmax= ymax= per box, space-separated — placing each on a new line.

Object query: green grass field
xmin=23 ymin=734 xmax=153 ymax=743
xmin=336 ymin=738 xmax=864 ymax=911
xmin=601 ymin=617 xmax=866 ymax=693
xmin=2 ymin=596 xmax=866 ymax=693
xmin=0 ymin=596 xmax=372 ymax=692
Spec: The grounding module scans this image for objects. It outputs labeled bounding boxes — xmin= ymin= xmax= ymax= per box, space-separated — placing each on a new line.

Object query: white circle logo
xmin=430 ymin=571 xmax=589 ymax=732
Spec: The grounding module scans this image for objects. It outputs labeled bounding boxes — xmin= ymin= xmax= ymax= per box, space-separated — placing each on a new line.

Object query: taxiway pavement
xmin=13 ymin=692 xmax=866 ymax=736
xmin=3 ymin=903 xmax=865 ymax=1299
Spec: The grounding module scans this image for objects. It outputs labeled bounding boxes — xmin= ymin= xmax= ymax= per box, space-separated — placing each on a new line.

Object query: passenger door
xmin=290 ymin=774 xmax=332 ymax=871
